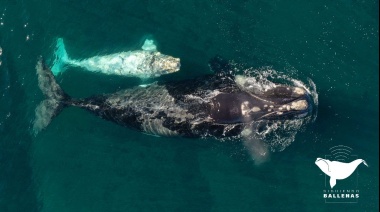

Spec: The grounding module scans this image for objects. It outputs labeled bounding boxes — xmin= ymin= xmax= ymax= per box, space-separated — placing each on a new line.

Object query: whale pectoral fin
xmin=141 ymin=39 xmax=157 ymax=51
xmin=241 ymin=128 xmax=270 ymax=165
xmin=329 ymin=177 xmax=337 ymax=189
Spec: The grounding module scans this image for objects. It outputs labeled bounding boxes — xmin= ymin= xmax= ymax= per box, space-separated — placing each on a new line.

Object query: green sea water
xmin=0 ymin=0 xmax=378 ymax=211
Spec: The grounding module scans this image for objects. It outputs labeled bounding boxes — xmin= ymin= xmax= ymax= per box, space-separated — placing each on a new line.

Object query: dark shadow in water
xmin=0 ymin=48 xmax=40 ymax=211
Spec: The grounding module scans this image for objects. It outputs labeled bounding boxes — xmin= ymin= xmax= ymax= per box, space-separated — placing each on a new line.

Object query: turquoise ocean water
xmin=0 ymin=0 xmax=378 ymax=211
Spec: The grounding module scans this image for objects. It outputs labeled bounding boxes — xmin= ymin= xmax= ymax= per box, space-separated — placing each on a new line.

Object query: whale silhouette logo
xmin=315 ymin=158 xmax=368 ymax=188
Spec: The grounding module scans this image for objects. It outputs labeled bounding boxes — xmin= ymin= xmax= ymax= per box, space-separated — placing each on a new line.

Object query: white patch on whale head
xmin=290 ymin=100 xmax=308 ymax=111
xmin=251 ymin=107 xmax=261 ymax=112
xmin=241 ymin=101 xmax=250 ymax=116
xmin=293 ymin=87 xmax=305 ymax=95
xmin=152 ymin=53 xmax=180 ymax=74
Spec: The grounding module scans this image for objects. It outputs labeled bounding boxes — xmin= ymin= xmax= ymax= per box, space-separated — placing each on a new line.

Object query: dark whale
xmin=34 ymin=57 xmax=314 ymax=140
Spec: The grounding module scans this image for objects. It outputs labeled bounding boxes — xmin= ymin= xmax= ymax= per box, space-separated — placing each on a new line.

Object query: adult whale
xmin=51 ymin=38 xmax=180 ymax=78
xmin=34 ymin=57 xmax=314 ymax=149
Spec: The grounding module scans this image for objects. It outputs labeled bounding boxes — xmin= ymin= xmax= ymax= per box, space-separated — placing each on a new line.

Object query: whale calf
xmin=51 ymin=38 xmax=180 ymax=78
xmin=34 ymin=57 xmax=314 ymax=157
xmin=315 ymin=158 xmax=368 ymax=188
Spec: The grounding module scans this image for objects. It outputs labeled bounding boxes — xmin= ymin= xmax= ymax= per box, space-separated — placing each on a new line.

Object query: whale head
xmin=233 ymin=75 xmax=314 ymax=121
xmin=151 ymin=52 xmax=180 ymax=76
xmin=315 ymin=158 xmax=332 ymax=176
xmin=210 ymin=76 xmax=314 ymax=125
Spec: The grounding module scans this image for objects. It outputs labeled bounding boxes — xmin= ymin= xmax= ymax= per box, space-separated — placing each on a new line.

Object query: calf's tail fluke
xmin=33 ymin=57 xmax=70 ymax=134
xmin=51 ymin=38 xmax=70 ymax=76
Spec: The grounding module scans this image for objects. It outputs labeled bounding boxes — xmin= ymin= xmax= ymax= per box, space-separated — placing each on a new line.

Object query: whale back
xmin=330 ymin=159 xmax=368 ymax=180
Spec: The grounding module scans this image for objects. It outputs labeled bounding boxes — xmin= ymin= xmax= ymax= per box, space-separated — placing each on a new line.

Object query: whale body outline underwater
xmin=315 ymin=158 xmax=368 ymax=189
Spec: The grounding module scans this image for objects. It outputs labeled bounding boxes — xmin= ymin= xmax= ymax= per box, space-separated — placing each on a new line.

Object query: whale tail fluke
xmin=33 ymin=57 xmax=70 ymax=134
xmin=51 ymin=38 xmax=70 ymax=76
xmin=362 ymin=160 xmax=369 ymax=167
xmin=329 ymin=177 xmax=337 ymax=189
